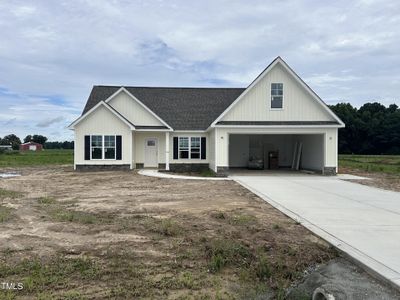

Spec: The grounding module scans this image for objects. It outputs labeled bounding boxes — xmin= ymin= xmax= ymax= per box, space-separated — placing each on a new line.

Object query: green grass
xmin=339 ymin=154 xmax=400 ymax=175
xmin=0 ymin=205 xmax=13 ymax=223
xmin=0 ymin=149 xmax=73 ymax=167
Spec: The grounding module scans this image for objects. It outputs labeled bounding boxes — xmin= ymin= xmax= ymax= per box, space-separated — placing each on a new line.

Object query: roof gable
xmin=105 ymin=88 xmax=171 ymax=129
xmin=82 ymin=87 xmax=244 ymax=130
xmin=212 ymin=57 xmax=344 ymax=127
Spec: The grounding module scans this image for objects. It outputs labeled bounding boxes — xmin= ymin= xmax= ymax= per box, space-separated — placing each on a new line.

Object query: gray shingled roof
xmin=83 ymin=86 xmax=245 ymax=130
xmin=216 ymin=121 xmax=340 ymax=125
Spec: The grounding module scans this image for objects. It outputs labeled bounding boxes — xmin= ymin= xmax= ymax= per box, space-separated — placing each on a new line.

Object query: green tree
xmin=1 ymin=134 xmax=21 ymax=150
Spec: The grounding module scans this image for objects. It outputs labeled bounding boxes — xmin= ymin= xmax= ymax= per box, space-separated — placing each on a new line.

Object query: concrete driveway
xmin=230 ymin=173 xmax=400 ymax=289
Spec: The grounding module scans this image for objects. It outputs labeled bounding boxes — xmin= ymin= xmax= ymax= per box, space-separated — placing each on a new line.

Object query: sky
xmin=0 ymin=0 xmax=399 ymax=141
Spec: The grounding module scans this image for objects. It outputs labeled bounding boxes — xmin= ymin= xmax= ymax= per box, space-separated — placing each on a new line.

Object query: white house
xmin=68 ymin=57 xmax=344 ymax=175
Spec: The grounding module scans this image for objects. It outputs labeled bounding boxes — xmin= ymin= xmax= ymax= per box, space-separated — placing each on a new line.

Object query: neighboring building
xmin=0 ymin=145 xmax=12 ymax=151
xmin=19 ymin=141 xmax=43 ymax=151
xmin=68 ymin=57 xmax=344 ymax=175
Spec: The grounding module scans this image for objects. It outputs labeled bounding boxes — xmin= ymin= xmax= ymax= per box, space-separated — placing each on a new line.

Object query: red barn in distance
xmin=19 ymin=141 xmax=43 ymax=151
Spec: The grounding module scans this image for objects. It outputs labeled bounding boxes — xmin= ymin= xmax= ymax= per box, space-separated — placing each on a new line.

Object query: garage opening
xmin=228 ymin=134 xmax=324 ymax=172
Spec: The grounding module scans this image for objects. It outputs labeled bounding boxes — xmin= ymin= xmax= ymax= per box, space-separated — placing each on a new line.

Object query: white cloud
xmin=0 ymin=0 xmax=399 ymax=140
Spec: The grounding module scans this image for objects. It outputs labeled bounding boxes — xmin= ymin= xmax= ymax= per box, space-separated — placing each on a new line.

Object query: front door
xmin=144 ymin=138 xmax=158 ymax=167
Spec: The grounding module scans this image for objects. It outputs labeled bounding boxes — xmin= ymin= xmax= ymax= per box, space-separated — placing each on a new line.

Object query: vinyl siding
xmin=133 ymin=132 xmax=166 ymax=164
xmin=108 ymin=91 xmax=164 ymax=126
xmin=74 ymin=105 xmax=131 ymax=166
xmin=221 ymin=63 xmax=335 ymax=122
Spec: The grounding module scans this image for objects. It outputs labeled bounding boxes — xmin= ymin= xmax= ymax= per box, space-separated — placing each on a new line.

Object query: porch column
xmin=165 ymin=131 xmax=170 ymax=170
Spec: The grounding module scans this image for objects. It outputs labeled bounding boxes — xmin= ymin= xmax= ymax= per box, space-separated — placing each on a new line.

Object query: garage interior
xmin=228 ymin=134 xmax=324 ymax=172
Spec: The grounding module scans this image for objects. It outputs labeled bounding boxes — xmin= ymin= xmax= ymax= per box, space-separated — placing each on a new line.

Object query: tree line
xmin=0 ymin=134 xmax=73 ymax=150
xmin=0 ymin=102 xmax=399 ymax=154
xmin=329 ymin=102 xmax=400 ymax=155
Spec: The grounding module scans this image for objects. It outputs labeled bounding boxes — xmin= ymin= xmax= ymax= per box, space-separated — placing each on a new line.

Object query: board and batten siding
xmin=74 ymin=105 xmax=132 ymax=166
xmin=133 ymin=132 xmax=166 ymax=164
xmin=108 ymin=91 xmax=164 ymax=126
xmin=221 ymin=63 xmax=335 ymax=122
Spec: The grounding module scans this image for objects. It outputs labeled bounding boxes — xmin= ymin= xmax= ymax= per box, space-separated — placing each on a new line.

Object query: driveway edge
xmin=232 ymin=177 xmax=400 ymax=292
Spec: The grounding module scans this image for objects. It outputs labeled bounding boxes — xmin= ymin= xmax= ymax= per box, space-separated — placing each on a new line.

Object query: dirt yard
xmin=339 ymin=166 xmax=400 ymax=192
xmin=0 ymin=167 xmax=342 ymax=299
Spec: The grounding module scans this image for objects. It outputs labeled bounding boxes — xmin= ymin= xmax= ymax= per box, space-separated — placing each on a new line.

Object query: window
xmin=190 ymin=137 xmax=200 ymax=159
xmin=178 ymin=137 xmax=202 ymax=159
xmin=90 ymin=135 xmax=117 ymax=160
xmin=271 ymin=83 xmax=283 ymax=109
xmin=147 ymin=140 xmax=156 ymax=146
xmin=179 ymin=137 xmax=189 ymax=159
xmin=104 ymin=135 xmax=116 ymax=159
xmin=91 ymin=135 xmax=102 ymax=159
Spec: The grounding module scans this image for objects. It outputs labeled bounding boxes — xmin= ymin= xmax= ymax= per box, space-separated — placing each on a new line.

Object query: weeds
xmin=0 ymin=205 xmax=13 ymax=223
xmin=0 ymin=188 xmax=22 ymax=199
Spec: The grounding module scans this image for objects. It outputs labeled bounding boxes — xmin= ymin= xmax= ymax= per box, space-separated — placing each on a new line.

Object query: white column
xmin=130 ymin=131 xmax=133 ymax=170
xmin=165 ymin=131 xmax=170 ymax=170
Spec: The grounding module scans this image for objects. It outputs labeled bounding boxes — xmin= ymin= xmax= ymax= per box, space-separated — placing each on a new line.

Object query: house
xmin=68 ymin=57 xmax=344 ymax=175
xmin=19 ymin=141 xmax=43 ymax=151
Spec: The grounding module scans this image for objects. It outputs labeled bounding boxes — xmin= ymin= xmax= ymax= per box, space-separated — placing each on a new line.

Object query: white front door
xmin=144 ymin=138 xmax=158 ymax=167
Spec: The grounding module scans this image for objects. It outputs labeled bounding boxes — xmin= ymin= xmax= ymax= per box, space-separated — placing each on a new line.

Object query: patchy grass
xmin=0 ymin=188 xmax=22 ymax=199
xmin=0 ymin=205 xmax=13 ymax=223
xmin=0 ymin=149 xmax=73 ymax=167
xmin=339 ymin=154 xmax=400 ymax=175
xmin=0 ymin=168 xmax=338 ymax=299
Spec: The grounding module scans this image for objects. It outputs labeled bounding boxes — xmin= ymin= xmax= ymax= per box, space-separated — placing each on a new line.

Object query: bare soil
xmin=339 ymin=166 xmax=400 ymax=192
xmin=0 ymin=166 xmax=337 ymax=299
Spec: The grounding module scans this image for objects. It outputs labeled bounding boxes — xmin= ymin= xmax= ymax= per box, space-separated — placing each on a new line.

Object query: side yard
xmin=0 ymin=149 xmax=73 ymax=167
xmin=339 ymin=155 xmax=400 ymax=191
xmin=0 ymin=167 xmax=335 ymax=299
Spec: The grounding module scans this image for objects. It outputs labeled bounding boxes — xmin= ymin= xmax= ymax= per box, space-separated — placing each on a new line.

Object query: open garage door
xmin=228 ymin=134 xmax=324 ymax=172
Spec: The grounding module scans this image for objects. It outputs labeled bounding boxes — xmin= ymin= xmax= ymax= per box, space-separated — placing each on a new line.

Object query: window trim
xmin=270 ymin=82 xmax=284 ymax=110
xmin=177 ymin=136 xmax=203 ymax=160
xmin=90 ymin=135 xmax=117 ymax=161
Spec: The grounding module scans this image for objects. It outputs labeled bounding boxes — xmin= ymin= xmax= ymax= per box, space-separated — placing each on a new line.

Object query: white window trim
xmin=90 ymin=135 xmax=117 ymax=161
xmin=177 ymin=136 xmax=203 ymax=160
xmin=270 ymin=83 xmax=284 ymax=110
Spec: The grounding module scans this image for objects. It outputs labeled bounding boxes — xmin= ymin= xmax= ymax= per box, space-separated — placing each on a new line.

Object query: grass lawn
xmin=0 ymin=149 xmax=73 ymax=167
xmin=339 ymin=154 xmax=400 ymax=175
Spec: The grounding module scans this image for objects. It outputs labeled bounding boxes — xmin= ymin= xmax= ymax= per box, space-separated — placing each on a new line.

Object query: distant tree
xmin=330 ymin=102 xmax=400 ymax=155
xmin=23 ymin=135 xmax=33 ymax=143
xmin=1 ymin=134 xmax=21 ymax=150
xmin=24 ymin=134 xmax=48 ymax=145
xmin=44 ymin=141 xmax=74 ymax=149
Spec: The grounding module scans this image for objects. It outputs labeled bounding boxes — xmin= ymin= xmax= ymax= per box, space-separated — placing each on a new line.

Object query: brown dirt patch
xmin=339 ymin=166 xmax=400 ymax=192
xmin=0 ymin=166 xmax=336 ymax=299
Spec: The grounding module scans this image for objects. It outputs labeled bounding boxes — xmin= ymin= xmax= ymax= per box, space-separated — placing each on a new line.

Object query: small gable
xmin=221 ymin=62 xmax=336 ymax=122
xmin=107 ymin=90 xmax=165 ymax=127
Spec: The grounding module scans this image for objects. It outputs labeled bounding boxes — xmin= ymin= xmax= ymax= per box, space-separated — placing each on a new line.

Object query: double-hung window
xmin=179 ymin=137 xmax=189 ymax=159
xmin=90 ymin=135 xmax=116 ymax=160
xmin=271 ymin=83 xmax=283 ymax=109
xmin=178 ymin=137 xmax=202 ymax=159
xmin=104 ymin=135 xmax=116 ymax=159
xmin=91 ymin=135 xmax=102 ymax=159
xmin=190 ymin=137 xmax=200 ymax=159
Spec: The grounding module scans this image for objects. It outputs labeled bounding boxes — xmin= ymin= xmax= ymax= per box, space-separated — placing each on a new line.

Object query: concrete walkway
xmin=138 ymin=169 xmax=231 ymax=181
xmin=230 ymin=173 xmax=400 ymax=289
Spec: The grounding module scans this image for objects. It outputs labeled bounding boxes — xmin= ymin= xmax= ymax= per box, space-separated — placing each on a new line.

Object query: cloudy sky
xmin=1 ymin=0 xmax=399 ymax=141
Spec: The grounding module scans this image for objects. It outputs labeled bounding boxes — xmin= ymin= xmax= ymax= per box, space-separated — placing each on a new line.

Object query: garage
xmin=228 ymin=133 xmax=324 ymax=172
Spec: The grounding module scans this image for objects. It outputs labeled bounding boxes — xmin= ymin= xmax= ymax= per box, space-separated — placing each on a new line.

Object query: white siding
xmin=221 ymin=63 xmax=335 ymax=122
xmin=108 ymin=91 xmax=164 ymax=126
xmin=297 ymin=134 xmax=324 ymax=171
xmin=134 ymin=132 xmax=166 ymax=164
xmin=74 ymin=105 xmax=132 ymax=166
